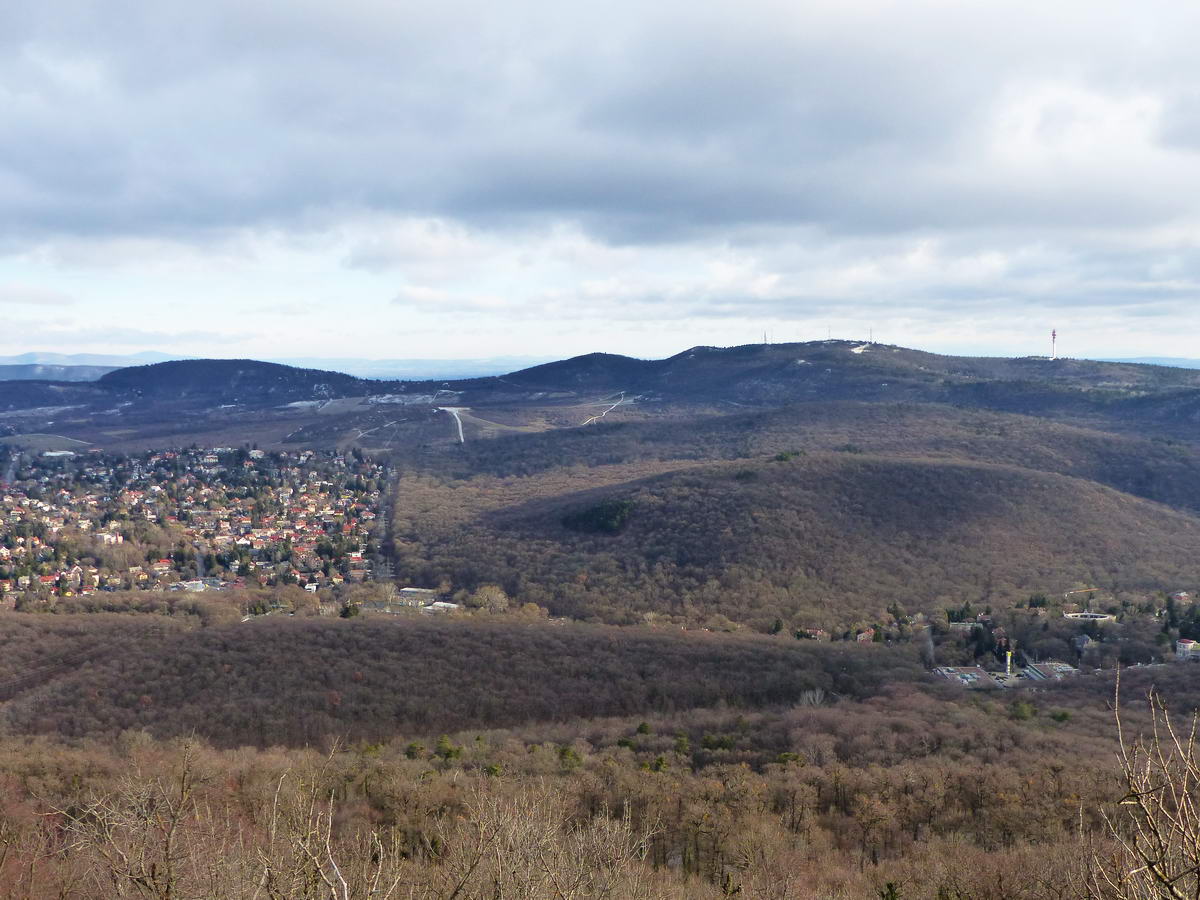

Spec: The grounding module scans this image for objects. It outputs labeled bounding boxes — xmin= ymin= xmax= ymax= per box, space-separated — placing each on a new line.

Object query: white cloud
xmin=0 ymin=284 xmax=75 ymax=306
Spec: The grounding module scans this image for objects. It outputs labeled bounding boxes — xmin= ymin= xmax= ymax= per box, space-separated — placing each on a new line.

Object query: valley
xmin=3 ymin=341 xmax=1200 ymax=898
xmin=9 ymin=341 xmax=1200 ymax=652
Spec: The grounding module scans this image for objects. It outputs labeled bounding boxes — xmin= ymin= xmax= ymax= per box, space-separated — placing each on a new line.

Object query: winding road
xmin=438 ymin=407 xmax=467 ymax=443
xmin=581 ymin=392 xmax=627 ymax=426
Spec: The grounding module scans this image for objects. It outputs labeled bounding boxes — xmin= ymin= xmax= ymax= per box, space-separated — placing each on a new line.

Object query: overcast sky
xmin=2 ymin=0 xmax=1199 ymax=362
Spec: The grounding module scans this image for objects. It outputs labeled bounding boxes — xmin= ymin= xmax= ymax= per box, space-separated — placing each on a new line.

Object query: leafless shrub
xmin=1090 ymin=676 xmax=1200 ymax=899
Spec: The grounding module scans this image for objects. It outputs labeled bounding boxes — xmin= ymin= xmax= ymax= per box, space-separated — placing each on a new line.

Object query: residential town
xmin=0 ymin=445 xmax=387 ymax=602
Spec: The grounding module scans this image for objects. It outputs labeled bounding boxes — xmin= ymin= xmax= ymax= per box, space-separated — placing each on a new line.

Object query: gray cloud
xmin=3 ymin=0 xmax=1200 ymax=357
xmin=1 ymin=0 xmax=1194 ymax=242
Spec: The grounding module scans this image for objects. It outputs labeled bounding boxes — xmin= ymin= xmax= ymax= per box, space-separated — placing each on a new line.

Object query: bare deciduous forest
xmin=8 ymin=370 xmax=1200 ymax=896
xmin=0 ymin=615 xmax=920 ymax=745
xmin=0 ymin=616 xmax=1192 ymax=898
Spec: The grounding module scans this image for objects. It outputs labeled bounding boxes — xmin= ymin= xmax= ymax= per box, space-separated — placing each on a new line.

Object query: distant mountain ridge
xmin=6 ymin=342 xmax=1200 ymax=440
xmin=0 ymin=364 xmax=117 ymax=382
xmin=1102 ymin=357 xmax=1200 ymax=369
xmin=0 ymin=352 xmax=554 ymax=380
xmin=495 ymin=342 xmax=1200 ymax=395
xmin=0 ymin=351 xmax=178 ymax=367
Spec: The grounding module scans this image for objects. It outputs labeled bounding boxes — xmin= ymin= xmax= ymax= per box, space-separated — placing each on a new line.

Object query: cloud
xmin=0 ymin=319 xmax=235 ymax=349
xmin=0 ymin=0 xmax=1195 ymax=243
xmin=3 ymin=0 xmax=1200 ymax=356
xmin=82 ymin=326 xmax=232 ymax=344
xmin=0 ymin=284 xmax=75 ymax=306
xmin=392 ymin=283 xmax=511 ymax=313
xmin=343 ymin=218 xmax=495 ymax=273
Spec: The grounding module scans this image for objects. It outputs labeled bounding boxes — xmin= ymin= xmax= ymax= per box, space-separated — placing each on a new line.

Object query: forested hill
xmin=500 ymin=341 xmax=1200 ymax=397
xmin=446 ymin=402 xmax=1200 ymax=512
xmin=392 ymin=453 xmax=1200 ymax=629
xmin=96 ymin=358 xmax=368 ymax=403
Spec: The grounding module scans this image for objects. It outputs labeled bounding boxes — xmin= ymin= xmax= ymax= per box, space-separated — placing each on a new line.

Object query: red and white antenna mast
xmin=1051 ymin=329 xmax=1057 ymax=360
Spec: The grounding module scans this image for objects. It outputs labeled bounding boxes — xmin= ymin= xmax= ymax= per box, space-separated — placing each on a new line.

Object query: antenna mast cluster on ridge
xmin=1051 ymin=329 xmax=1057 ymax=360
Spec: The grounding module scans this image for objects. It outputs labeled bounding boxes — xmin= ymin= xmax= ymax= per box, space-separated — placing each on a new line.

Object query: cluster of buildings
xmin=934 ymin=659 xmax=1080 ymax=689
xmin=0 ymin=446 xmax=386 ymax=598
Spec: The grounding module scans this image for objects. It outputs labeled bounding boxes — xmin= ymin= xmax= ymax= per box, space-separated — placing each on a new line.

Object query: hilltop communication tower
xmin=1050 ymin=329 xmax=1057 ymax=360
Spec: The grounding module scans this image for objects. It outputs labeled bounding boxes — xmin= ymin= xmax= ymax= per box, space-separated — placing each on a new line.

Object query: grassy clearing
xmin=0 ymin=433 xmax=92 ymax=451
